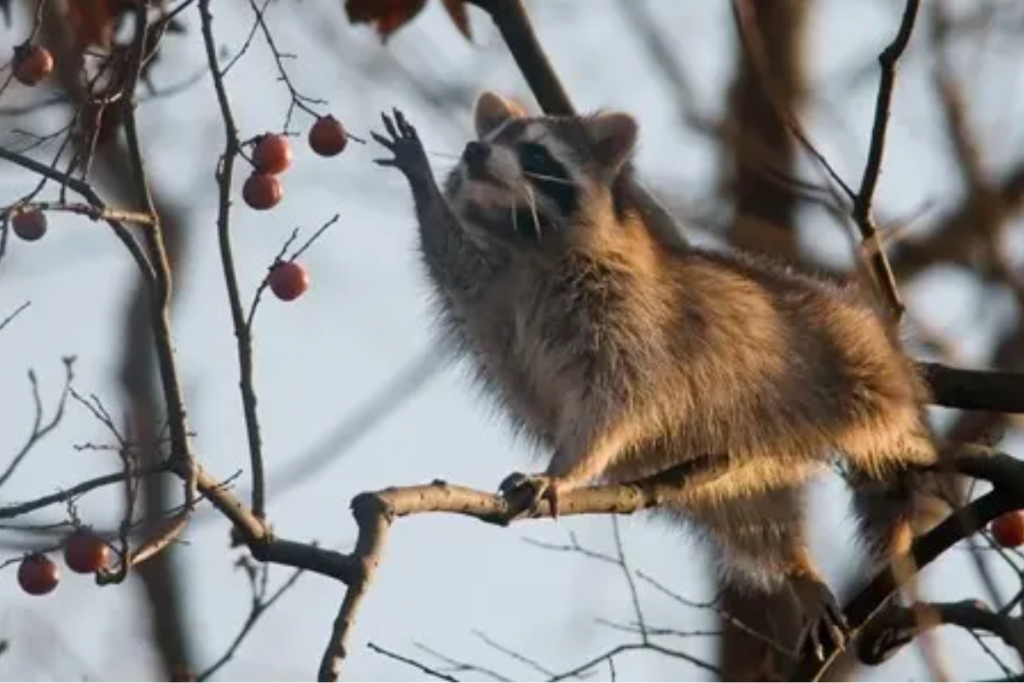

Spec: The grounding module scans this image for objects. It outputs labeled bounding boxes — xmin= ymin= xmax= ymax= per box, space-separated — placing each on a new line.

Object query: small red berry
xmin=267 ymin=261 xmax=310 ymax=302
xmin=252 ymin=134 xmax=293 ymax=175
xmin=13 ymin=45 xmax=54 ymax=87
xmin=11 ymin=209 xmax=47 ymax=242
xmin=242 ymin=173 xmax=283 ymax=210
xmin=17 ymin=554 xmax=59 ymax=596
xmin=991 ymin=510 xmax=1024 ymax=548
xmin=63 ymin=530 xmax=110 ymax=574
xmin=309 ymin=116 xmax=348 ymax=157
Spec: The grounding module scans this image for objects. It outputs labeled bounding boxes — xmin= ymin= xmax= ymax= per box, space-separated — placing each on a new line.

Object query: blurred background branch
xmin=3 ymin=0 xmax=1024 ymax=680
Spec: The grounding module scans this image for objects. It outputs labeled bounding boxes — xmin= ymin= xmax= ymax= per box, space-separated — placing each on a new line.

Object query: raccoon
xmin=371 ymin=92 xmax=942 ymax=661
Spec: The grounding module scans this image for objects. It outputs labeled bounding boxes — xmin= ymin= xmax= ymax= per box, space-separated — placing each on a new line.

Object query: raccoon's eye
xmin=519 ymin=140 xmax=578 ymax=217
xmin=519 ymin=142 xmax=557 ymax=175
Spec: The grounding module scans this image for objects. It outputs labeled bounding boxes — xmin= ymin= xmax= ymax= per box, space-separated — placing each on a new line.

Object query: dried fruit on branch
xmin=345 ymin=0 xmax=470 ymax=42
xmin=12 ymin=44 xmax=54 ymax=86
xmin=309 ymin=116 xmax=348 ymax=157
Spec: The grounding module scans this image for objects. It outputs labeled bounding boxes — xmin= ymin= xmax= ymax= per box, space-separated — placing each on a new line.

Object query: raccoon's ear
xmin=474 ymin=91 xmax=526 ymax=137
xmin=586 ymin=112 xmax=638 ymax=175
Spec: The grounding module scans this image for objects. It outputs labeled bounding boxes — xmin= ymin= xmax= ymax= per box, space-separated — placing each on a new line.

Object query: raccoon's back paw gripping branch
xmin=793 ymin=445 xmax=1024 ymax=682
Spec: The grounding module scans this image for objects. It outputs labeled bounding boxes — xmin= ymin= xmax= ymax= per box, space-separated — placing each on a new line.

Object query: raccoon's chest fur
xmin=454 ymin=266 xmax=576 ymax=446
xmin=446 ymin=251 xmax=654 ymax=451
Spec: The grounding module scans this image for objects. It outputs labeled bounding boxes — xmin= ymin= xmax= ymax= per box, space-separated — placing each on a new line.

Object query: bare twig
xmin=728 ymin=0 xmax=856 ymax=205
xmin=595 ymin=619 xmax=722 ymax=641
xmin=548 ymin=641 xmax=718 ymax=681
xmin=0 ymin=357 xmax=76 ymax=490
xmin=0 ymin=146 xmax=154 ymax=280
xmin=635 ymin=570 xmax=792 ymax=657
xmin=245 ymin=214 xmax=340 ymax=330
xmin=198 ymin=0 xmax=268 ymax=520
xmin=727 ymin=0 xmax=913 ymax=319
xmin=522 ymin=530 xmax=620 ymax=565
xmin=849 ymin=0 xmax=921 ymax=319
xmin=197 ymin=561 xmax=305 ymax=680
xmin=240 ymin=0 xmax=328 ymax=133
xmin=0 ymin=200 xmax=157 ymax=225
xmin=968 ymin=628 xmax=1017 ymax=680
xmin=104 ymin=420 xmax=143 ymax=585
xmin=0 ymin=462 xmax=169 ymax=520
xmin=611 ymin=518 xmax=647 ymax=643
xmin=414 ymin=642 xmax=512 ymax=681
xmin=0 ymin=301 xmax=30 ymax=334
xmin=471 ymin=630 xmax=555 ymax=678
xmin=368 ymin=643 xmax=458 ymax=682
xmin=415 ymin=627 xmax=718 ymax=682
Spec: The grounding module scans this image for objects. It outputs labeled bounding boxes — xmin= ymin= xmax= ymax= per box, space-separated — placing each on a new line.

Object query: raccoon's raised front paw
xmin=499 ymin=472 xmax=563 ymax=521
xmin=372 ymin=108 xmax=431 ymax=181
xmin=790 ymin=574 xmax=849 ymax=662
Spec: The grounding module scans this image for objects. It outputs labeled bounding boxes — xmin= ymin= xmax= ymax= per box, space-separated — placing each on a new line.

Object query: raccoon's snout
xmin=462 ymin=141 xmax=491 ymax=175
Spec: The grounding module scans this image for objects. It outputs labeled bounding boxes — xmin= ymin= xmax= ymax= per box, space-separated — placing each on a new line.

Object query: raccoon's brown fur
xmin=372 ymin=93 xmax=943 ymax=658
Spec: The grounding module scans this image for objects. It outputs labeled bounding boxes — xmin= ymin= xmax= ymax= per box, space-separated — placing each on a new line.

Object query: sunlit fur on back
xmin=413 ymin=91 xmax=940 ymax=600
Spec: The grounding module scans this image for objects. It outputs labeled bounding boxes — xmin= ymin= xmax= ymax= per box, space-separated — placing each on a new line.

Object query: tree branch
xmin=0 ymin=357 xmax=75 ymax=490
xmin=198 ymin=0 xmax=268 ymax=520
xmin=858 ymin=599 xmax=1024 ymax=670
xmin=30 ymin=0 xmax=199 ymax=672
xmin=196 ymin=561 xmax=305 ymax=681
xmin=0 ymin=145 xmax=154 ymax=280
xmin=794 ymin=447 xmax=1024 ymax=681
xmin=0 ymin=301 xmax=30 ymax=334
xmin=121 ymin=0 xmax=198 ymax=518
xmin=851 ymin=0 xmax=921 ymax=319
xmin=0 ymin=462 xmax=169 ymax=520
xmin=314 ymin=458 xmax=775 ymax=680
xmin=921 ymin=362 xmax=1024 ymax=413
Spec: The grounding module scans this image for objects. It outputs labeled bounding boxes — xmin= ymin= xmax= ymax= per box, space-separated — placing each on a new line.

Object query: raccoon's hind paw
xmin=791 ymin=574 xmax=849 ymax=662
xmin=371 ymin=108 xmax=431 ymax=180
xmin=498 ymin=472 xmax=563 ymax=521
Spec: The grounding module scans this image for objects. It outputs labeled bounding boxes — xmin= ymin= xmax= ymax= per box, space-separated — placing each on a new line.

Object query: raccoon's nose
xmin=462 ymin=141 xmax=491 ymax=167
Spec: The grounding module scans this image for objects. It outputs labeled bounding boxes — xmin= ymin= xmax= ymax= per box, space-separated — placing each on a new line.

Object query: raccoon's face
xmin=444 ymin=91 xmax=639 ymax=246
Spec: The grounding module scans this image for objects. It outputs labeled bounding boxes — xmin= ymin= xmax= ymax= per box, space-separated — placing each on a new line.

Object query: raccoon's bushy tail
xmin=850 ymin=467 xmax=933 ymax=562
xmin=849 ymin=443 xmax=961 ymax=568
xmin=848 ymin=455 xmax=963 ymax=666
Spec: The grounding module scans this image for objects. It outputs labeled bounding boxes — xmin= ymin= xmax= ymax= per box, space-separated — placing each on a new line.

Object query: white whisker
xmin=522 ymin=171 xmax=574 ymax=186
xmin=525 ymin=185 xmax=542 ymax=239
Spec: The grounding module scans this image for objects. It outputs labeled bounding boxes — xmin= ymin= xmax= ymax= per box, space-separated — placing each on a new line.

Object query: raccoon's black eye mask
xmin=517 ymin=142 xmax=578 ymax=218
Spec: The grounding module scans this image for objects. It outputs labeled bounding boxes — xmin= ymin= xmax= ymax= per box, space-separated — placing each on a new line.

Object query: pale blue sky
xmin=1 ymin=0 xmax=1023 ymax=680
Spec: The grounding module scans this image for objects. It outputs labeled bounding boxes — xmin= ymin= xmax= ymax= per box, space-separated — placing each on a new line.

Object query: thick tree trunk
xmin=722 ymin=0 xmax=806 ymax=262
xmin=717 ymin=1 xmax=811 ymax=680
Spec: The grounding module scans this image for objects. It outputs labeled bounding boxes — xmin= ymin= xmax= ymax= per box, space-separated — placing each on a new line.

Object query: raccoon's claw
xmin=791 ymin=574 xmax=849 ymax=662
xmin=499 ymin=472 xmax=562 ymax=520
xmin=372 ymin=108 xmax=431 ymax=180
